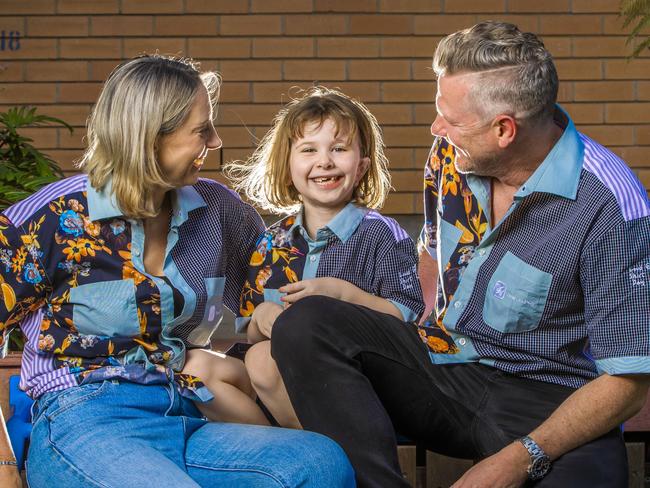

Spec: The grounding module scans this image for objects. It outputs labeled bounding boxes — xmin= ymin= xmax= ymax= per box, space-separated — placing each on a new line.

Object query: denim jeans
xmin=26 ymin=380 xmax=355 ymax=487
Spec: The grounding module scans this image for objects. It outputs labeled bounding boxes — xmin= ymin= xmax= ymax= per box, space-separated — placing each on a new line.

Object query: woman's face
xmin=156 ymin=86 xmax=221 ymax=188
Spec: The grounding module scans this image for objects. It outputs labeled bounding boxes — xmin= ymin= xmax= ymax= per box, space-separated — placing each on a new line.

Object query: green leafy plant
xmin=0 ymin=106 xmax=72 ymax=350
xmin=0 ymin=106 xmax=72 ymax=211
xmin=621 ymin=0 xmax=650 ymax=57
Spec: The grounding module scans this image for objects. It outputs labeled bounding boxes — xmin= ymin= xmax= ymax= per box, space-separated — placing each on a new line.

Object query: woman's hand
xmin=249 ymin=301 xmax=284 ymax=340
xmin=279 ymin=277 xmax=349 ymax=305
xmin=0 ymin=466 xmax=22 ymax=488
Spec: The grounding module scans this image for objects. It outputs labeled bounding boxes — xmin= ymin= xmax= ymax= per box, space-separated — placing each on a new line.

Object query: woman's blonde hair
xmin=225 ymin=86 xmax=391 ymax=215
xmin=77 ymin=54 xmax=220 ymax=219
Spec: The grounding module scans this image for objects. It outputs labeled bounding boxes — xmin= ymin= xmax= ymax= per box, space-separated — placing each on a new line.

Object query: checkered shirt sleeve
xmin=581 ymin=215 xmax=650 ymax=374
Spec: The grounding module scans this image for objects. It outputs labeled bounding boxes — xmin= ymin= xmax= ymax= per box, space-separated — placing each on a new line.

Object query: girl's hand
xmin=250 ymin=301 xmax=284 ymax=339
xmin=279 ymin=277 xmax=350 ymax=305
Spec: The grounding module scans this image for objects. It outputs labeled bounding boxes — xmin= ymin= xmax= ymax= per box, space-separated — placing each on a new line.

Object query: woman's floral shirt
xmin=0 ymin=174 xmax=263 ymax=400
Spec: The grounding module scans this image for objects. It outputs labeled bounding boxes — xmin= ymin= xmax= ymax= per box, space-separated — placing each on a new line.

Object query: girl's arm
xmin=280 ymin=277 xmax=403 ymax=320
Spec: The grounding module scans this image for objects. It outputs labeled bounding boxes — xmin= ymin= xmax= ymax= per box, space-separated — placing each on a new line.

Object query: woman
xmin=0 ymin=55 xmax=354 ymax=487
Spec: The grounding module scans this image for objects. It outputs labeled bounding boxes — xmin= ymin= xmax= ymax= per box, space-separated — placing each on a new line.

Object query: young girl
xmin=226 ymin=86 xmax=425 ymax=428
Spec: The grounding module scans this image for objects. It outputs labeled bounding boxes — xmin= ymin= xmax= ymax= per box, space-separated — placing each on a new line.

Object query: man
xmin=271 ymin=22 xmax=650 ymax=487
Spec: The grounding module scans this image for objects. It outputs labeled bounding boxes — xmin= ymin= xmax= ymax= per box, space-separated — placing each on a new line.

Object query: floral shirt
xmin=418 ymin=109 xmax=650 ymax=389
xmin=236 ymin=203 xmax=424 ymax=332
xmin=418 ymin=137 xmax=489 ymax=354
xmin=0 ymin=175 xmax=264 ymax=400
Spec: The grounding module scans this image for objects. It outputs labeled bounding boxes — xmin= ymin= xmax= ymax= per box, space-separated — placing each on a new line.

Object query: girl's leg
xmin=183 ymin=349 xmax=269 ymax=425
xmin=245 ymin=341 xmax=302 ymax=429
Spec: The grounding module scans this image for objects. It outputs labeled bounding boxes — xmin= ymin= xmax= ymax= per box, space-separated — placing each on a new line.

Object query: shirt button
xmin=454 ymin=301 xmax=462 ymax=309
xmin=133 ymin=248 xmax=141 ymax=257
xmin=458 ymin=338 xmax=466 ymax=346
xmin=309 ymin=256 xmax=316 ymax=262
xmin=479 ymin=249 xmax=486 ymax=256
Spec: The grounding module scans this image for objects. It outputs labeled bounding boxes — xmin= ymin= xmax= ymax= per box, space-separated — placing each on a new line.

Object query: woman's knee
xmin=296 ymin=431 xmax=356 ymax=487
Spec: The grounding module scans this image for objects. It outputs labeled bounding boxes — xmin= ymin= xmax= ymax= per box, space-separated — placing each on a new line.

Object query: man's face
xmin=430 ymin=73 xmax=501 ymax=176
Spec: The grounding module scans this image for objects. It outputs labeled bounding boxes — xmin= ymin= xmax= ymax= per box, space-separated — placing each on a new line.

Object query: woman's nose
xmin=206 ymin=125 xmax=222 ymax=150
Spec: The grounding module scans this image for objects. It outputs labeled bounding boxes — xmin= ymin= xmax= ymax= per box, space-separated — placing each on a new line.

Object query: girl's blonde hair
xmin=77 ymin=54 xmax=220 ymax=219
xmin=226 ymin=86 xmax=391 ymax=215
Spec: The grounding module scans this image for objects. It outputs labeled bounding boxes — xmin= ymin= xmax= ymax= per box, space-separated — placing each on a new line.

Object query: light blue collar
xmin=170 ymin=185 xmax=207 ymax=227
xmin=87 ymin=178 xmax=122 ymax=221
xmin=87 ymin=177 xmax=207 ymax=224
xmin=515 ymin=106 xmax=584 ymax=200
xmin=290 ymin=202 xmax=366 ymax=244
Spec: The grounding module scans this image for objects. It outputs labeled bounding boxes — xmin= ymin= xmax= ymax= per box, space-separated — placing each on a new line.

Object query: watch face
xmin=529 ymin=456 xmax=551 ymax=480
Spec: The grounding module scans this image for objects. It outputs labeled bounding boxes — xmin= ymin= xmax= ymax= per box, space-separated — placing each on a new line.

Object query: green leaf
xmin=0 ymin=105 xmax=69 ymax=213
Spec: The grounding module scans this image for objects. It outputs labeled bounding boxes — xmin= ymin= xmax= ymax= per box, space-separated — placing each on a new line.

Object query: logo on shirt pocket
xmin=483 ymin=252 xmax=552 ymax=333
xmin=492 ymin=280 xmax=507 ymax=300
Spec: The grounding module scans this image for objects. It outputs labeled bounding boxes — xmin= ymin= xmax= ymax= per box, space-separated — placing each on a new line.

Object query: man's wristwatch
xmin=518 ymin=435 xmax=551 ymax=480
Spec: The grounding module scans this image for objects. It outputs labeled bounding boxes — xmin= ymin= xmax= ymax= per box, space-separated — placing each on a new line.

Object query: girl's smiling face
xmin=289 ymin=117 xmax=370 ymax=220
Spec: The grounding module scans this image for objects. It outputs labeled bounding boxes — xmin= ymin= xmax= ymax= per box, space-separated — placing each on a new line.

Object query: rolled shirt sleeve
xmin=581 ymin=215 xmax=650 ymax=375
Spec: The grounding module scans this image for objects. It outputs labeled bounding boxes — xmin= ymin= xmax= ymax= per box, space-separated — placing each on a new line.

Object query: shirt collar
xmin=289 ymin=202 xmax=366 ymax=244
xmin=87 ymin=177 xmax=207 ymax=223
xmin=87 ymin=178 xmax=122 ymax=221
xmin=515 ymin=105 xmax=584 ymax=201
xmin=171 ymin=185 xmax=207 ymax=227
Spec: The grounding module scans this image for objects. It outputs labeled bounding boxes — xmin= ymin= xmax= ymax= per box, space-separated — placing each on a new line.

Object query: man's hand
xmin=250 ymin=301 xmax=283 ymax=339
xmin=0 ymin=465 xmax=22 ymax=488
xmin=279 ymin=277 xmax=349 ymax=305
xmin=451 ymin=442 xmax=529 ymax=488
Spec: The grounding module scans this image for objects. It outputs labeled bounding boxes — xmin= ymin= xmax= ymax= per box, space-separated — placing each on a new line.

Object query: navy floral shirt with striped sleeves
xmin=0 ymin=174 xmax=264 ymax=400
xmin=418 ymin=107 xmax=650 ymax=389
xmin=236 ymin=203 xmax=424 ymax=332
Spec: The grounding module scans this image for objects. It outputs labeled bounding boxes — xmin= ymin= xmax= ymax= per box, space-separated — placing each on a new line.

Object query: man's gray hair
xmin=433 ymin=21 xmax=558 ymax=124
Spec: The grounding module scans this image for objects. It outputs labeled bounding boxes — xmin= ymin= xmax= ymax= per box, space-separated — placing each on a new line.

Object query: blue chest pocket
xmin=187 ymin=277 xmax=225 ymax=346
xmin=69 ymin=279 xmax=140 ymax=337
xmin=483 ymin=252 xmax=552 ymax=333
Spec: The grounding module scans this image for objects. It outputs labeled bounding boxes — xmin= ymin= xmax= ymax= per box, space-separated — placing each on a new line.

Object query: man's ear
xmin=493 ymin=115 xmax=517 ymax=149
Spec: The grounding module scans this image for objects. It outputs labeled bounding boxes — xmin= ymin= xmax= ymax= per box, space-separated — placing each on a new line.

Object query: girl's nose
xmin=317 ymin=152 xmax=334 ymax=168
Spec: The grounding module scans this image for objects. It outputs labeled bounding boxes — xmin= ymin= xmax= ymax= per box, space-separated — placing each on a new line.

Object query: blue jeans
xmin=26 ymin=380 xmax=355 ymax=487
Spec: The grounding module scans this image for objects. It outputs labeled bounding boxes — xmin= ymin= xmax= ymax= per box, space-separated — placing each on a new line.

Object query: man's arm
xmin=452 ymin=373 xmax=650 ymax=488
xmin=418 ymin=247 xmax=438 ymax=324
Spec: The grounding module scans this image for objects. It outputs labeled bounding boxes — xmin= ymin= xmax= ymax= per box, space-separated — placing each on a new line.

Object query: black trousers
xmin=272 ymin=296 xmax=627 ymax=488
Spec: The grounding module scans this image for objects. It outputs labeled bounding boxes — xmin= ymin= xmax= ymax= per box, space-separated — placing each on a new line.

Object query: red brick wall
xmin=1 ymin=0 xmax=648 ymax=214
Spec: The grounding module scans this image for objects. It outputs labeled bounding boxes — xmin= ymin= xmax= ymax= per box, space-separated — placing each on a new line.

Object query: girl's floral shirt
xmin=236 ymin=203 xmax=424 ymax=331
xmin=0 ymin=175 xmax=263 ymax=400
